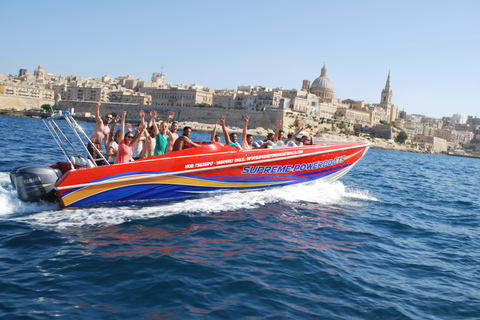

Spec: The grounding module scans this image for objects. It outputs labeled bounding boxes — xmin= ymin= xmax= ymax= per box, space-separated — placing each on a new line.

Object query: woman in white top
xmin=106 ymin=130 xmax=121 ymax=164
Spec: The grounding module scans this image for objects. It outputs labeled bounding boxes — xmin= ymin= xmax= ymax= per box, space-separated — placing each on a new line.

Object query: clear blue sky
xmin=1 ymin=0 xmax=478 ymax=119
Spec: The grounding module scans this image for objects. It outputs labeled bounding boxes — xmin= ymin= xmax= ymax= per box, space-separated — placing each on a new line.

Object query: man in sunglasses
xmin=88 ymin=102 xmax=113 ymax=165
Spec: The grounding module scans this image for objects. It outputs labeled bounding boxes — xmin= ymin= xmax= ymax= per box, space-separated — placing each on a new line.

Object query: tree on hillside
xmin=395 ymin=130 xmax=408 ymax=144
xmin=40 ymin=104 xmax=51 ymax=112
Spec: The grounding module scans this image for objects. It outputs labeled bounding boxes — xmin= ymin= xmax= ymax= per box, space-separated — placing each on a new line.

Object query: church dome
xmin=311 ymin=63 xmax=334 ymax=92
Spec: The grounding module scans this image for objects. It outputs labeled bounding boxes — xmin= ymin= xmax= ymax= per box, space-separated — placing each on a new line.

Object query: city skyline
xmin=1 ymin=0 xmax=478 ymax=119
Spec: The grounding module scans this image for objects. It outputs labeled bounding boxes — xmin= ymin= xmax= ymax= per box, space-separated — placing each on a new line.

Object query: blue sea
xmin=0 ymin=115 xmax=479 ymax=319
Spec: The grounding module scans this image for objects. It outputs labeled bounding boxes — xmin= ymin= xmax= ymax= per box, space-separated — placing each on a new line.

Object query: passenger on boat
xmin=211 ymin=121 xmax=222 ymax=143
xmin=153 ymin=120 xmax=173 ymax=155
xmin=170 ymin=119 xmax=179 ymax=141
xmin=297 ymin=133 xmax=314 ymax=146
xmin=220 ymin=116 xmax=242 ymax=149
xmin=272 ymin=120 xmax=284 ymax=144
xmin=284 ymin=126 xmax=305 ymax=146
xmin=164 ymin=113 xmax=177 ymax=153
xmin=88 ymin=102 xmax=113 ymax=165
xmin=240 ymin=115 xmax=271 ymax=150
xmin=264 ymin=132 xmax=275 ymax=142
xmin=114 ymin=111 xmax=146 ymax=164
xmin=105 ymin=114 xmax=120 ymax=148
xmin=132 ymin=110 xmax=147 ymax=160
xmin=172 ymin=127 xmax=201 ymax=151
xmin=106 ymin=130 xmax=121 ymax=164
xmin=141 ymin=111 xmax=157 ymax=158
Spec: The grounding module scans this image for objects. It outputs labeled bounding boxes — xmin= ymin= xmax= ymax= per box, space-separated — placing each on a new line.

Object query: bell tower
xmin=380 ymin=71 xmax=392 ymax=106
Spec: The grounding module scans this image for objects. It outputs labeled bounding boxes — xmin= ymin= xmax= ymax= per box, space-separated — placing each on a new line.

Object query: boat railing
xmin=43 ymin=112 xmax=109 ymax=167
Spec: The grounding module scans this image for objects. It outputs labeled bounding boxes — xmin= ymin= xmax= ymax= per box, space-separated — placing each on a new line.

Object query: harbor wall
xmin=0 ymin=94 xmax=54 ymax=111
xmin=57 ymin=101 xmax=285 ymax=132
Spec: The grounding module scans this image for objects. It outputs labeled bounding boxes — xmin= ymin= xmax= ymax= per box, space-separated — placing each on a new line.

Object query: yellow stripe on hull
xmin=61 ymin=174 xmax=287 ymax=207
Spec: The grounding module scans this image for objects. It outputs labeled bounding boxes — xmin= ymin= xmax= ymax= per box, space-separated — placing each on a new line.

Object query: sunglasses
xmin=126 ymin=135 xmax=134 ymax=139
xmin=161 ymin=125 xmax=168 ymax=127
xmin=106 ymin=116 xmax=113 ymax=119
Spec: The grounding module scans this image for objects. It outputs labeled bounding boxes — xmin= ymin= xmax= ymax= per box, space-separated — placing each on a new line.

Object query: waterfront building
xmin=414 ymin=134 xmax=448 ymax=152
xmin=213 ymin=90 xmax=237 ymax=109
xmin=57 ymin=85 xmax=110 ymax=102
xmin=0 ymin=83 xmax=54 ymax=99
xmin=147 ymin=84 xmax=214 ymax=107
xmin=110 ymin=90 xmax=151 ymax=105
xmin=335 ymin=106 xmax=371 ymax=124
xmin=282 ymin=89 xmax=318 ymax=114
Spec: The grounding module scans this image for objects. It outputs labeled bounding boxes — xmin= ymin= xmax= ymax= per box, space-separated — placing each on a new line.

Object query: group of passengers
xmin=88 ymin=102 xmax=314 ymax=165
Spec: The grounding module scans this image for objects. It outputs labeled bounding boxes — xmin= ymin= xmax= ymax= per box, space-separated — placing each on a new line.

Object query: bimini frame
xmin=43 ymin=112 xmax=109 ymax=167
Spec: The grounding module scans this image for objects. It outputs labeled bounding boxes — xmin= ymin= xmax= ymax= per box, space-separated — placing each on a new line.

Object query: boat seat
xmin=70 ymin=156 xmax=95 ymax=168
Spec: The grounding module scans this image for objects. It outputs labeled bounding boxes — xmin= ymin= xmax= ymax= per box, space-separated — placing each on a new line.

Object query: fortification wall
xmin=0 ymin=94 xmax=54 ymax=110
xmin=57 ymin=101 xmax=284 ymax=131
xmin=56 ymin=101 xmax=353 ymax=135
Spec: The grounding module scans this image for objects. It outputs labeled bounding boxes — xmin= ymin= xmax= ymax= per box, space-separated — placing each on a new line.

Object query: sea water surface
xmin=0 ymin=115 xmax=479 ymax=319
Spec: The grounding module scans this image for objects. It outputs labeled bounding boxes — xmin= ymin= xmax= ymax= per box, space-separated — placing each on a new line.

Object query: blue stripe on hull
xmin=68 ymin=164 xmax=351 ymax=208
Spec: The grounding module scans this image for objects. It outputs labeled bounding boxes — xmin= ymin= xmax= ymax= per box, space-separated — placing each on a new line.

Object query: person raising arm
xmin=105 ymin=114 xmax=120 ymax=148
xmin=298 ymin=133 xmax=314 ymax=147
xmin=220 ymin=115 xmax=242 ymax=149
xmin=211 ymin=121 xmax=221 ymax=143
xmin=114 ymin=111 xmax=146 ymax=164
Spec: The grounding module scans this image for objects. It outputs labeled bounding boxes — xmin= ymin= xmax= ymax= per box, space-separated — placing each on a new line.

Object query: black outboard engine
xmin=10 ymin=164 xmax=63 ymax=202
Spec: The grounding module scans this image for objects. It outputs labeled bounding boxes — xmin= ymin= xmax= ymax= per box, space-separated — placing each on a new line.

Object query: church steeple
xmin=381 ymin=71 xmax=392 ymax=105
xmin=384 ymin=70 xmax=391 ymax=92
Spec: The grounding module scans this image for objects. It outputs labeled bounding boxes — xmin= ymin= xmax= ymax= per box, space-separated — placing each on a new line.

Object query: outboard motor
xmin=10 ymin=164 xmax=63 ymax=202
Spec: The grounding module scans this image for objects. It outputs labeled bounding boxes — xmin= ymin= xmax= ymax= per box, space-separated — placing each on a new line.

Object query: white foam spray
xmin=0 ymin=172 xmax=377 ymax=229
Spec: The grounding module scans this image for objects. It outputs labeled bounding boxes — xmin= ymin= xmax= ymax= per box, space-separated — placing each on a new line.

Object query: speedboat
xmin=10 ymin=113 xmax=371 ymax=209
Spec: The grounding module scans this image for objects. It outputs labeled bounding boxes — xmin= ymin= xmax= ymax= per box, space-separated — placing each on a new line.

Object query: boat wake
xmin=0 ymin=172 xmax=377 ymax=229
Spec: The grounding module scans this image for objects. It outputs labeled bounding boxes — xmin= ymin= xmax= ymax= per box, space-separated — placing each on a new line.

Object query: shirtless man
xmin=165 ymin=114 xmax=178 ymax=152
xmin=298 ymin=133 xmax=314 ymax=146
xmin=89 ymin=102 xmax=113 ymax=164
xmin=241 ymin=115 xmax=272 ymax=150
xmin=172 ymin=127 xmax=201 ymax=151
xmin=170 ymin=120 xmax=179 ymax=141
xmin=141 ymin=110 xmax=157 ymax=158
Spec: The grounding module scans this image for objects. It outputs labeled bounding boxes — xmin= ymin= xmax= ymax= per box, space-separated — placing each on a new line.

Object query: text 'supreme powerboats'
xmin=10 ymin=113 xmax=370 ymax=209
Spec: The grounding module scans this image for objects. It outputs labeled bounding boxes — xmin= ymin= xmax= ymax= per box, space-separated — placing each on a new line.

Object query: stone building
xmin=110 ymin=90 xmax=152 ymax=105
xmin=414 ymin=134 xmax=448 ymax=152
xmin=147 ymin=84 xmax=214 ymax=107
xmin=307 ymin=63 xmax=335 ymax=103
xmin=213 ymin=90 xmax=237 ymax=109
xmin=379 ymin=71 xmax=399 ymax=123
